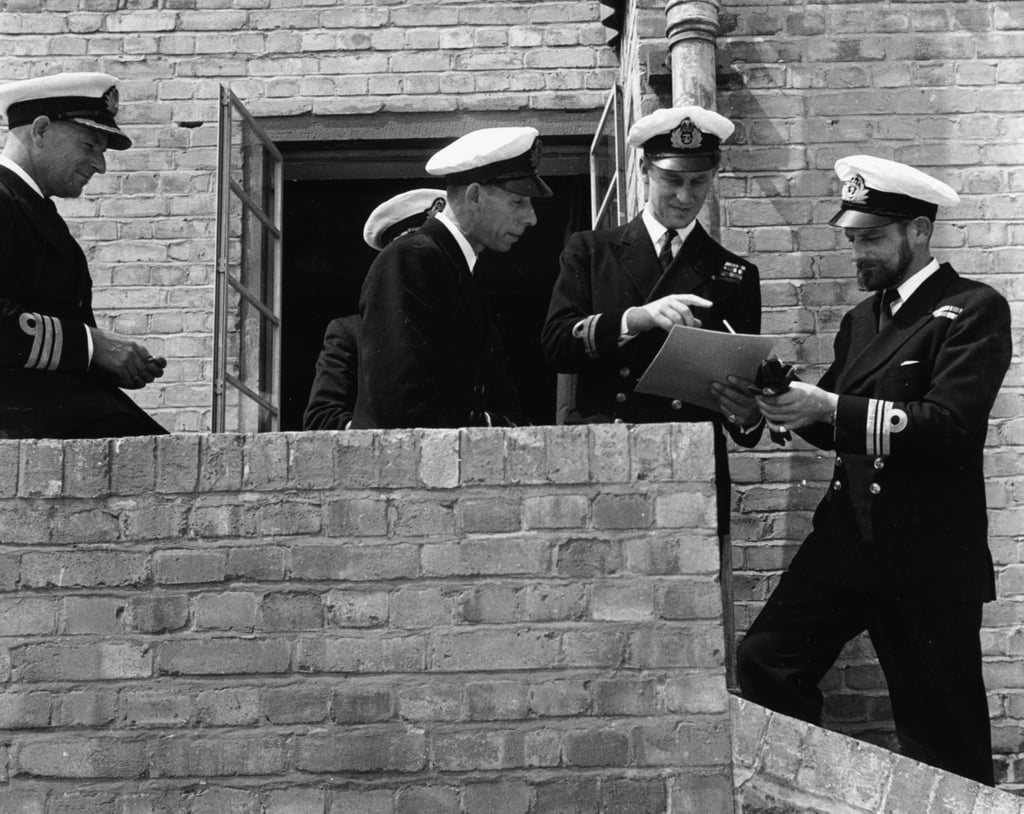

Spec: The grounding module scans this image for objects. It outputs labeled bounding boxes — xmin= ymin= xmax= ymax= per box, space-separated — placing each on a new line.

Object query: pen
xmin=722 ymin=319 xmax=736 ymax=334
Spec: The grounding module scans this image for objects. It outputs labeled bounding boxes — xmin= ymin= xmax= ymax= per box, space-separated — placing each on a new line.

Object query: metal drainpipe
xmin=665 ymin=0 xmax=740 ymax=693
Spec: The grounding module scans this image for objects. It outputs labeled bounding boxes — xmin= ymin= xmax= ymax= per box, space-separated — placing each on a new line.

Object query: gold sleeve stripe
xmin=19 ymin=311 xmax=63 ymax=371
xmin=571 ymin=314 xmax=601 ymax=359
xmin=866 ymin=398 xmax=908 ymax=456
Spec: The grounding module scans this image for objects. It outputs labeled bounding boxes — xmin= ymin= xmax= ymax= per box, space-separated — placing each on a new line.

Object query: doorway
xmin=279 ymin=159 xmax=590 ymax=430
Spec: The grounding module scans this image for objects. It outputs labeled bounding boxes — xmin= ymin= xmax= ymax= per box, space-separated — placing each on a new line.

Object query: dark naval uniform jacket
xmin=0 ymin=165 xmax=165 ymax=438
xmin=788 ymin=263 xmax=1011 ymax=601
xmin=351 ymin=216 xmax=525 ymax=429
xmin=541 ymin=215 xmax=762 ymax=532
xmin=303 ymin=314 xmax=361 ymax=431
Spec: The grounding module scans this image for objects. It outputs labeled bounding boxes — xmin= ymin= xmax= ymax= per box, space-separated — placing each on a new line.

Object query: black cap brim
xmin=498 ymin=173 xmax=552 ymax=198
xmin=69 ymin=117 xmax=132 ymax=150
xmin=829 ymin=208 xmax=900 ymax=228
xmin=647 ymin=154 xmax=720 ymax=173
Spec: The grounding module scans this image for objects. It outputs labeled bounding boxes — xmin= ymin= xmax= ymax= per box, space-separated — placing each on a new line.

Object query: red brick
xmin=61 ymin=439 xmax=110 ymax=498
xmin=21 ymin=551 xmax=148 ymax=588
xmin=291 ymin=542 xmax=417 ymax=581
xmin=155 ymin=639 xmax=289 ymax=676
xmin=263 ymin=684 xmax=329 ymax=724
xmin=195 ymin=591 xmax=258 ymax=631
xmin=195 ymin=688 xmax=259 ymax=726
xmin=153 ymin=549 xmax=225 ymax=584
xmin=330 ymin=687 xmax=394 ymax=724
xmin=151 ymin=736 xmax=286 ymax=777
xmin=18 ymin=440 xmax=63 ymax=498
xmin=110 ymin=436 xmax=157 ymax=494
xmin=16 ymin=737 xmax=149 ymax=778
xmin=293 ymin=730 xmax=426 ymax=773
xmin=258 ymin=591 xmax=323 ymax=631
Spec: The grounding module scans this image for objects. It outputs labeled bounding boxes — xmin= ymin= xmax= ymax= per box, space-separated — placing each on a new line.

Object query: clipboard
xmin=633 ymin=325 xmax=776 ymax=411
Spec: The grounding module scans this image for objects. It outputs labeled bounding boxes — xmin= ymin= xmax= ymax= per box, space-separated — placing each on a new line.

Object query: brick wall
xmin=0 ymin=425 xmax=738 ymax=812
xmin=1 ymin=0 xmax=1021 ymax=796
xmin=712 ymin=0 xmax=1024 ymax=792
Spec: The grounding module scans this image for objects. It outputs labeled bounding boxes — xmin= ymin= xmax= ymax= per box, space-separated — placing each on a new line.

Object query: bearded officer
xmin=303 ymin=188 xmax=447 ymax=430
xmin=737 ymin=155 xmax=1012 ymax=785
xmin=352 ymin=127 xmax=550 ymax=429
xmin=0 ymin=72 xmax=167 ymax=438
xmin=541 ymin=106 xmax=764 ymax=539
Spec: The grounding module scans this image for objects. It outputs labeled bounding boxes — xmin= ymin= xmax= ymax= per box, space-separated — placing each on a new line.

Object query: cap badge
xmin=842 ymin=173 xmax=869 ymax=205
xmin=427 ymin=197 xmax=446 ymax=216
xmin=670 ymin=118 xmax=703 ymax=150
xmin=102 ymin=86 xmax=119 ymax=116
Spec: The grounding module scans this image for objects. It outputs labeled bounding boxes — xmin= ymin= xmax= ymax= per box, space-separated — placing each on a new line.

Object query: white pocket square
xmin=899 ymin=360 xmax=920 ymax=367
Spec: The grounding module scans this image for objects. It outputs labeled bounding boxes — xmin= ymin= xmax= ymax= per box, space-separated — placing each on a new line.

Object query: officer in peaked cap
xmin=830 ymin=154 xmax=960 ymax=229
xmin=351 ymin=126 xmax=546 ymax=429
xmin=739 ymin=155 xmax=1011 ymax=785
xmin=304 ymin=188 xmax=448 ymax=431
xmin=361 ymin=188 xmax=448 ymax=252
xmin=0 ymin=71 xmax=167 ymax=439
xmin=0 ymin=71 xmax=132 ymax=152
xmin=542 ymin=105 xmax=763 ymax=542
xmin=425 ymin=126 xmax=552 ymax=202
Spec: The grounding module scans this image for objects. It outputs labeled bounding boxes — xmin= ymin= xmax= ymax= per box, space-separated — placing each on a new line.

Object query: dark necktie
xmin=878 ymin=288 xmax=898 ymax=331
xmin=659 ymin=229 xmax=677 ymax=270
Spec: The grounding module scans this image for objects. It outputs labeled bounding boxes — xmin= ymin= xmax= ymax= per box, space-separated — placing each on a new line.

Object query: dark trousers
xmin=736 ymin=571 xmax=994 ymax=785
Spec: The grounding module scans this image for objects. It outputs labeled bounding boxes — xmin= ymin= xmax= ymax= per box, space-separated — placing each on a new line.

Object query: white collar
xmin=435 ymin=209 xmax=478 ymax=273
xmin=891 ymin=258 xmax=941 ymax=314
xmin=641 ymin=205 xmax=697 ymax=249
xmin=0 ymin=155 xmax=44 ymax=198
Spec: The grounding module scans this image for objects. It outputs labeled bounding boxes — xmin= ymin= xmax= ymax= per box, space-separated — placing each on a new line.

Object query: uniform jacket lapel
xmin=422 ymin=217 xmax=485 ymax=339
xmin=838 ymin=264 xmax=958 ymax=392
xmin=650 ymin=222 xmax=714 ymax=301
xmin=609 ymin=216 xmax=712 ymax=303
xmin=608 ymin=216 xmax=663 ymax=300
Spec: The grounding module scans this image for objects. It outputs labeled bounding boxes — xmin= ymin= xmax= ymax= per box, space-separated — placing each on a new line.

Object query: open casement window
xmin=213 ymin=86 xmax=284 ymax=432
xmin=589 ymin=84 xmax=628 ymax=229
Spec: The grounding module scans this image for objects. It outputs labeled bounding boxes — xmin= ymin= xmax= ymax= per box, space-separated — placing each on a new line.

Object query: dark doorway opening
xmin=280 ymin=170 xmax=590 ymax=430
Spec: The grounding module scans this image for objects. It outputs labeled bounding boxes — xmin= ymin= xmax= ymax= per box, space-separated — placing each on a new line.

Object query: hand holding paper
xmin=634 ymin=325 xmax=776 ymax=413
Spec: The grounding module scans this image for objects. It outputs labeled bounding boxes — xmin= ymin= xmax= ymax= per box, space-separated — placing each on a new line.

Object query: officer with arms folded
xmin=738 ymin=155 xmax=1012 ymax=785
xmin=352 ymin=127 xmax=550 ymax=429
xmin=0 ymin=72 xmax=167 ymax=438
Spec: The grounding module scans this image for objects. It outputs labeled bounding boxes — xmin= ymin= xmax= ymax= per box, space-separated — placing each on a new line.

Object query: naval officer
xmin=0 ymin=72 xmax=167 ymax=438
xmin=737 ymin=155 xmax=1012 ymax=785
xmin=541 ymin=106 xmax=764 ymax=538
xmin=352 ymin=127 xmax=550 ymax=429
xmin=303 ymin=188 xmax=447 ymax=431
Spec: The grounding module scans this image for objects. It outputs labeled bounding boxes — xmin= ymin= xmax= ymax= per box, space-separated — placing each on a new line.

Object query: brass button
xmin=869 ymin=483 xmax=882 ymax=495
xmin=873 ymin=457 xmax=885 ymax=470
xmin=671 ymin=399 xmax=683 ymax=410
xmin=832 ymin=480 xmax=842 ymax=492
xmin=619 ymin=367 xmax=630 ymax=378
xmin=835 ymin=456 xmax=843 ymax=467
xmin=615 ymin=392 xmax=627 ymax=403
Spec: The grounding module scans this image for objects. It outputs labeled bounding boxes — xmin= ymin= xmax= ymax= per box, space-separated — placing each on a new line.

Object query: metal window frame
xmin=213 ymin=85 xmax=285 ymax=433
xmin=589 ymin=84 xmax=628 ymax=228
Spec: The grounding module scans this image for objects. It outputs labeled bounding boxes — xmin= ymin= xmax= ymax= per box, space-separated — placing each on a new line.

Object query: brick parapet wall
xmin=0 ymin=425 xmax=737 ymax=813
xmin=732 ymin=697 xmax=1024 ymax=814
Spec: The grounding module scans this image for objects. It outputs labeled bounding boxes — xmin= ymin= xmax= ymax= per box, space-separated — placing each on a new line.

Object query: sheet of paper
xmin=634 ymin=325 xmax=776 ymax=412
